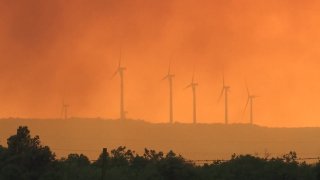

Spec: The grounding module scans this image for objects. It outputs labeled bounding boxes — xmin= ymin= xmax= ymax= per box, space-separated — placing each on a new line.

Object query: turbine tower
xmin=218 ymin=75 xmax=230 ymax=125
xmin=244 ymin=84 xmax=258 ymax=125
xmin=112 ymin=51 xmax=126 ymax=121
xmin=185 ymin=70 xmax=198 ymax=124
xmin=61 ymin=100 xmax=69 ymax=120
xmin=162 ymin=61 xmax=175 ymax=124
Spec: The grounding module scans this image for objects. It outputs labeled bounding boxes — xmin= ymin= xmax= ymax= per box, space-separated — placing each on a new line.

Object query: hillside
xmin=1 ymin=118 xmax=320 ymax=161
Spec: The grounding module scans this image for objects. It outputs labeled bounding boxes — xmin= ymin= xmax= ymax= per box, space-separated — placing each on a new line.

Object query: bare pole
xmin=101 ymin=148 xmax=107 ymax=180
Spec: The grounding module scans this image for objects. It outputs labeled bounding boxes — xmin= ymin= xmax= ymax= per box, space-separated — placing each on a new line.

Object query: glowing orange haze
xmin=0 ymin=0 xmax=320 ymax=127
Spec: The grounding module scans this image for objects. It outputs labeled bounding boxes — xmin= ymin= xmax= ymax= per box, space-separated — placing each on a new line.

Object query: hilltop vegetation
xmin=1 ymin=126 xmax=320 ymax=180
xmin=1 ymin=118 xmax=320 ymax=161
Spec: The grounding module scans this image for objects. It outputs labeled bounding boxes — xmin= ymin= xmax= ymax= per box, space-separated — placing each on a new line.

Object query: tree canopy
xmin=0 ymin=126 xmax=320 ymax=180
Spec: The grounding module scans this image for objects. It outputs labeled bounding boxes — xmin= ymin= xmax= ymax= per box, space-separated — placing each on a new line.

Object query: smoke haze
xmin=1 ymin=0 xmax=320 ymax=127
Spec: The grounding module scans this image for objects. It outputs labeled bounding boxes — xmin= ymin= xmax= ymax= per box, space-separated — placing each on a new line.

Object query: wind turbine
xmin=185 ymin=70 xmax=198 ymax=124
xmin=112 ymin=50 xmax=126 ymax=121
xmin=61 ymin=100 xmax=69 ymax=120
xmin=244 ymin=84 xmax=258 ymax=125
xmin=218 ymin=74 xmax=230 ymax=125
xmin=162 ymin=60 xmax=175 ymax=124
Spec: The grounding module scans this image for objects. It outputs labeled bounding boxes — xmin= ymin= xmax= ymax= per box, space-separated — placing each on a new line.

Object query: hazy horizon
xmin=0 ymin=117 xmax=319 ymax=128
xmin=2 ymin=118 xmax=320 ymax=162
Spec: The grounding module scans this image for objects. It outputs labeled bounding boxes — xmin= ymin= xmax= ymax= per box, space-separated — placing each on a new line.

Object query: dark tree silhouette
xmin=1 ymin=126 xmax=55 ymax=180
xmin=65 ymin=153 xmax=90 ymax=166
xmin=1 ymin=126 xmax=320 ymax=180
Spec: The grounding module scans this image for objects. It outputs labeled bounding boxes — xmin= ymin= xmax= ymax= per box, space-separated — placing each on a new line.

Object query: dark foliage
xmin=0 ymin=126 xmax=55 ymax=180
xmin=1 ymin=126 xmax=320 ymax=180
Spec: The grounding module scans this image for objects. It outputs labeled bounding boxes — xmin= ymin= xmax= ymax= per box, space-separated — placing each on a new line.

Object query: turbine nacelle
xmin=246 ymin=85 xmax=259 ymax=99
xmin=249 ymin=95 xmax=258 ymax=99
xmin=62 ymin=100 xmax=69 ymax=108
xmin=112 ymin=49 xmax=126 ymax=78
xmin=185 ymin=82 xmax=198 ymax=89
xmin=112 ymin=67 xmax=126 ymax=78
xmin=117 ymin=66 xmax=126 ymax=73
xmin=218 ymin=85 xmax=230 ymax=102
xmin=224 ymin=86 xmax=230 ymax=90
xmin=162 ymin=74 xmax=175 ymax=80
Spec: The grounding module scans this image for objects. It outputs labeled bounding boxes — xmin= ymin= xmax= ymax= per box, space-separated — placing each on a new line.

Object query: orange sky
xmin=1 ymin=0 xmax=320 ymax=127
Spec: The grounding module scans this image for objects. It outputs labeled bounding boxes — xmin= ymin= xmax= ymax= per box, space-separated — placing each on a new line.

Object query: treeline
xmin=1 ymin=127 xmax=320 ymax=180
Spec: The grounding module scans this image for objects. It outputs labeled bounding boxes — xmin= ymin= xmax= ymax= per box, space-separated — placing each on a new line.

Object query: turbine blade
xmin=161 ymin=75 xmax=168 ymax=81
xmin=184 ymin=84 xmax=192 ymax=89
xmin=241 ymin=97 xmax=250 ymax=121
xmin=168 ymin=56 xmax=172 ymax=75
xmin=243 ymin=97 xmax=250 ymax=114
xmin=118 ymin=48 xmax=122 ymax=68
xmin=217 ymin=87 xmax=224 ymax=102
xmin=192 ymin=66 xmax=195 ymax=83
xmin=112 ymin=69 xmax=119 ymax=79
xmin=222 ymin=72 xmax=225 ymax=87
xmin=245 ymin=80 xmax=250 ymax=96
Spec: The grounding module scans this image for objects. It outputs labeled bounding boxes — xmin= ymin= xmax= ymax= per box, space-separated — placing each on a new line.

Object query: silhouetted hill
xmin=1 ymin=118 xmax=320 ymax=161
